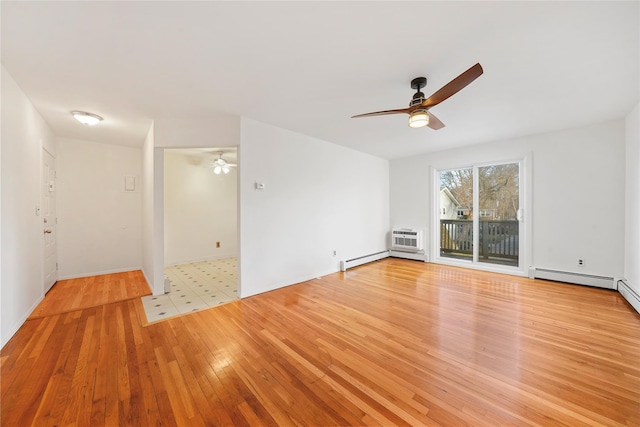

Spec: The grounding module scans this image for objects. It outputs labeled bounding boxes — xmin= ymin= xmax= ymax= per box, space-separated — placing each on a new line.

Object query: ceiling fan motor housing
xmin=410 ymin=77 xmax=427 ymax=106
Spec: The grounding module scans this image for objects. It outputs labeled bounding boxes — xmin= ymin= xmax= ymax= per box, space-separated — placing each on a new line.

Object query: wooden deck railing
xmin=440 ymin=220 xmax=518 ymax=265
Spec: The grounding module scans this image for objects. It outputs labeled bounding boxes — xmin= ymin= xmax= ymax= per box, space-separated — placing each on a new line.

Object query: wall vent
xmin=391 ymin=228 xmax=423 ymax=252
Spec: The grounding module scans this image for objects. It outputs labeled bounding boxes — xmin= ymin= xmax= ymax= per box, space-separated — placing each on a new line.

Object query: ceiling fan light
xmin=71 ymin=111 xmax=103 ymax=126
xmin=213 ymin=165 xmax=222 ymax=174
xmin=408 ymin=110 xmax=429 ymax=128
xmin=222 ymin=165 xmax=230 ymax=174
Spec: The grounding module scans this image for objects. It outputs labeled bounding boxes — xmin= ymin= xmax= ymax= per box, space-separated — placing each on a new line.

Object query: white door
xmin=43 ymin=149 xmax=58 ymax=292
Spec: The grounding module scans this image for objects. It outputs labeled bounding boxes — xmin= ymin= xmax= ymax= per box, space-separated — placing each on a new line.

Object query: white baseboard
xmin=618 ymin=280 xmax=640 ymax=314
xmin=1 ymin=294 xmax=44 ymax=350
xmin=340 ymin=250 xmax=389 ymax=271
xmin=530 ymin=267 xmax=615 ymax=289
xmin=58 ymin=266 xmax=143 ymax=281
xmin=242 ymin=267 xmax=338 ymax=298
xmin=389 ymin=250 xmax=427 ymax=262
xmin=165 ymin=254 xmax=238 ymax=266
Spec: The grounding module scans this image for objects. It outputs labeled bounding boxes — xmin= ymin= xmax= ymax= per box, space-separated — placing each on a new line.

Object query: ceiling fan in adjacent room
xmin=209 ymin=151 xmax=237 ymax=174
xmin=351 ymin=63 xmax=483 ymax=129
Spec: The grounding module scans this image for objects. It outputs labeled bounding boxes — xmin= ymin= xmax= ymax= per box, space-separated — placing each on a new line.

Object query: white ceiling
xmin=2 ymin=1 xmax=638 ymax=160
xmin=167 ymin=147 xmax=238 ymax=164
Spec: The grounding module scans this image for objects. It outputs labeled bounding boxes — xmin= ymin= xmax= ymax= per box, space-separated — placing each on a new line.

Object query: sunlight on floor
xmin=141 ymin=258 xmax=238 ymax=322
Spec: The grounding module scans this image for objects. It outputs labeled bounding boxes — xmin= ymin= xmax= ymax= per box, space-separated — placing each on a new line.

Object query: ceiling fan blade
xmin=421 ymin=63 xmax=483 ymax=109
xmin=351 ymin=107 xmax=411 ymax=118
xmin=427 ymin=112 xmax=445 ymax=130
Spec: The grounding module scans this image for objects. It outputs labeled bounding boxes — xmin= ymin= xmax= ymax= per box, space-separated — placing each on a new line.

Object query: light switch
xmin=124 ymin=175 xmax=136 ymax=191
xmin=255 ymin=182 xmax=265 ymax=190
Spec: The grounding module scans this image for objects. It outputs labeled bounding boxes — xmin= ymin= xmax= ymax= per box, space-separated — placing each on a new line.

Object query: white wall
xmin=56 ymin=138 xmax=142 ymax=279
xmin=141 ymin=124 xmax=166 ymax=295
xmin=1 ymin=66 xmax=56 ymax=348
xmin=154 ymin=116 xmax=241 ymax=148
xmin=390 ymin=120 xmax=626 ymax=280
xmin=625 ymin=103 xmax=640 ymax=294
xmin=239 ymin=118 xmax=389 ymax=297
xmin=164 ymin=151 xmax=238 ymax=265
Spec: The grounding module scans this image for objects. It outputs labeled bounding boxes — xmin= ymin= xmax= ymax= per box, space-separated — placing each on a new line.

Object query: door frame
xmin=161 ymin=146 xmax=240 ymax=296
xmin=431 ymin=155 xmax=532 ymax=277
xmin=42 ymin=148 xmax=58 ymax=292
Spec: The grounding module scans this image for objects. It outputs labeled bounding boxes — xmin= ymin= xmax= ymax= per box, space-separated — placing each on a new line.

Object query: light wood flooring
xmin=28 ymin=270 xmax=151 ymax=319
xmin=2 ymin=259 xmax=639 ymax=426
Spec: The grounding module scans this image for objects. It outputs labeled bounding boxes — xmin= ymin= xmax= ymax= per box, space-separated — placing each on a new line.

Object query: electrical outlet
xmin=216 ymin=241 xmax=221 ymax=248
xmin=333 ymin=250 xmax=337 ymax=256
xmin=578 ymin=258 xmax=584 ymax=266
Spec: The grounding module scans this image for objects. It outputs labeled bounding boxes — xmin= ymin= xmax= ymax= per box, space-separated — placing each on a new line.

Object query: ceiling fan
xmin=209 ymin=151 xmax=237 ymax=174
xmin=351 ymin=63 xmax=483 ymax=130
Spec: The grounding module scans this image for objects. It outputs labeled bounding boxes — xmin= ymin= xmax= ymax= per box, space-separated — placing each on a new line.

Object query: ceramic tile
xmin=173 ymin=297 xmax=209 ymax=314
xmin=167 ymin=292 xmax=200 ymax=307
xmin=144 ymin=305 xmax=181 ymax=323
xmin=141 ymin=257 xmax=238 ymax=322
xmin=204 ymin=294 xmax=234 ymax=307
xmin=141 ymin=294 xmax=173 ymax=310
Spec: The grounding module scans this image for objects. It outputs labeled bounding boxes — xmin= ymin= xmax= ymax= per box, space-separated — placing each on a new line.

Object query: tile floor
xmin=141 ymin=257 xmax=238 ymax=323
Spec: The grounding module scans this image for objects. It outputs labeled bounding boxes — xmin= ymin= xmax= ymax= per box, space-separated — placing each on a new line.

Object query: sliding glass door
xmin=477 ymin=163 xmax=519 ymax=266
xmin=438 ymin=161 xmax=521 ymax=269
xmin=439 ymin=167 xmax=474 ymax=261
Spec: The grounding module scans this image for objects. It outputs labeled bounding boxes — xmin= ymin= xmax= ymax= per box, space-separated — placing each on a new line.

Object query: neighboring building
xmin=439 ymin=188 xmax=462 ymax=220
xmin=479 ymin=209 xmax=498 ymax=220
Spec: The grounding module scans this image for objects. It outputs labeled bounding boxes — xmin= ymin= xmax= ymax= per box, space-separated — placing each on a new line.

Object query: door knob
xmin=44 ymin=229 xmax=52 ymax=234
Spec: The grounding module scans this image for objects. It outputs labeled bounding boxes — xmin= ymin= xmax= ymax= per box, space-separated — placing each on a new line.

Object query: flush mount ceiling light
xmin=71 ymin=111 xmax=103 ymax=126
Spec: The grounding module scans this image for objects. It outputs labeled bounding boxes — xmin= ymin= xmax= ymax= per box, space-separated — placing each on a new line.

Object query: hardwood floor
xmin=28 ymin=270 xmax=151 ymax=319
xmin=2 ymin=259 xmax=639 ymax=426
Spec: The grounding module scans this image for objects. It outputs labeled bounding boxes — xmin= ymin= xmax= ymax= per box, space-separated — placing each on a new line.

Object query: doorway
xmin=141 ymin=147 xmax=239 ymax=322
xmin=42 ymin=149 xmax=57 ymax=293
xmin=435 ymin=160 xmax=524 ymax=272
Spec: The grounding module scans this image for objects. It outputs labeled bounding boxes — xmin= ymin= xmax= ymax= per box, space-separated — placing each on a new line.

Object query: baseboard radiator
xmin=529 ymin=267 xmax=616 ymax=290
xmin=618 ymin=280 xmax=640 ymax=314
xmin=389 ymin=250 xmax=427 ymax=262
xmin=340 ymin=250 xmax=389 ymax=272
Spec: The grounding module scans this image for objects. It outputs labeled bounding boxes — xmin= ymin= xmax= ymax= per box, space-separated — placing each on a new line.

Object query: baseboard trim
xmin=530 ymin=267 xmax=615 ymax=289
xmin=165 ymin=254 xmax=238 ymax=266
xmin=389 ymin=250 xmax=427 ymax=262
xmin=58 ymin=266 xmax=143 ymax=281
xmin=618 ymin=280 xmax=640 ymax=314
xmin=1 ymin=294 xmax=44 ymax=350
xmin=340 ymin=251 xmax=389 ymax=271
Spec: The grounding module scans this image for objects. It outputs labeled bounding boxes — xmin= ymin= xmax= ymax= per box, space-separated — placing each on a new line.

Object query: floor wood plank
xmin=28 ymin=270 xmax=151 ymax=319
xmin=2 ymin=259 xmax=639 ymax=426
